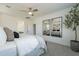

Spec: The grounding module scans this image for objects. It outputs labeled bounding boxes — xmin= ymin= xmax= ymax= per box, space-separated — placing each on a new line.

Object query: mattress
xmin=0 ymin=41 xmax=17 ymax=56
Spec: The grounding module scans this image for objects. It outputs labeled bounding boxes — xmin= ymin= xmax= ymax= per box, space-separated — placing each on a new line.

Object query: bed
xmin=0 ymin=34 xmax=47 ymax=56
xmin=0 ymin=41 xmax=17 ymax=56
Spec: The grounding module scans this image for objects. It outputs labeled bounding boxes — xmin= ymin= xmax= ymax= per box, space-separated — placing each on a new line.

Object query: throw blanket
xmin=15 ymin=35 xmax=47 ymax=56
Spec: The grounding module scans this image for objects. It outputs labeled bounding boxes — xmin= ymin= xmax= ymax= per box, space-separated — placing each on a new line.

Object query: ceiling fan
xmin=20 ymin=8 xmax=38 ymax=16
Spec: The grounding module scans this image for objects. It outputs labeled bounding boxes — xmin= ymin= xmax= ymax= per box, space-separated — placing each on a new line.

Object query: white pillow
xmin=0 ymin=27 xmax=7 ymax=46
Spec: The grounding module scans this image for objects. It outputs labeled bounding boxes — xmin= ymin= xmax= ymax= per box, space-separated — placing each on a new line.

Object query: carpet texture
xmin=43 ymin=41 xmax=79 ymax=56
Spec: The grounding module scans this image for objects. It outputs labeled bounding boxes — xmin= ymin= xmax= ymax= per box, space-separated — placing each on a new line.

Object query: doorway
xmin=33 ymin=24 xmax=36 ymax=35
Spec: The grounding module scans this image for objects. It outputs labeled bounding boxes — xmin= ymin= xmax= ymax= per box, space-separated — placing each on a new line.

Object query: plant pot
xmin=70 ymin=40 xmax=79 ymax=52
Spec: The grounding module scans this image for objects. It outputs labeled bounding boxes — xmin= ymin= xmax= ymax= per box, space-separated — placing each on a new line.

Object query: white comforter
xmin=15 ymin=35 xmax=47 ymax=56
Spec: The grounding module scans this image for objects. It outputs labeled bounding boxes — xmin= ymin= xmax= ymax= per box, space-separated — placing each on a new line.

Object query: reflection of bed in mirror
xmin=43 ymin=30 xmax=50 ymax=36
xmin=51 ymin=30 xmax=61 ymax=37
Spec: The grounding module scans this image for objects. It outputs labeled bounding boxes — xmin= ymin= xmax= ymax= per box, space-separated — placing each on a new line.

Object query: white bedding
xmin=15 ymin=35 xmax=47 ymax=56
xmin=0 ymin=41 xmax=16 ymax=56
xmin=0 ymin=35 xmax=47 ymax=56
xmin=15 ymin=35 xmax=39 ymax=56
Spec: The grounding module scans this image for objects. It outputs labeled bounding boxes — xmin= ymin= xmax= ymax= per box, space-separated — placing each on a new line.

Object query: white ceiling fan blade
xmin=28 ymin=8 xmax=32 ymax=11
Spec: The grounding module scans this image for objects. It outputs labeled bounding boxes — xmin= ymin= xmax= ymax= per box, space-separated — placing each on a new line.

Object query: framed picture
xmin=42 ymin=16 xmax=62 ymax=37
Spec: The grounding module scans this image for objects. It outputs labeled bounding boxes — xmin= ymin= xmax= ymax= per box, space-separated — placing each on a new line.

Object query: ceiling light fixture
xmin=20 ymin=8 xmax=38 ymax=16
xmin=28 ymin=12 xmax=32 ymax=15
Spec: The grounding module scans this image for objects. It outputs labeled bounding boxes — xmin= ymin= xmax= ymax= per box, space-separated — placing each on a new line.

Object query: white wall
xmin=0 ymin=13 xmax=2 ymax=26
xmin=0 ymin=14 xmax=24 ymax=31
xmin=0 ymin=13 xmax=33 ymax=34
xmin=24 ymin=19 xmax=33 ymax=35
xmin=34 ymin=7 xmax=79 ymax=47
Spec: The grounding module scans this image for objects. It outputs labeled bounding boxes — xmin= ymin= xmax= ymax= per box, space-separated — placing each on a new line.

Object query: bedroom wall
xmin=0 ymin=13 xmax=2 ymax=26
xmin=0 ymin=13 xmax=24 ymax=31
xmin=0 ymin=13 xmax=33 ymax=34
xmin=33 ymin=7 xmax=79 ymax=47
xmin=24 ymin=19 xmax=34 ymax=35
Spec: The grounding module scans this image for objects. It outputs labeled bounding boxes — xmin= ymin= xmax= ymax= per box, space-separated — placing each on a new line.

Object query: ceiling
xmin=0 ymin=3 xmax=76 ymax=19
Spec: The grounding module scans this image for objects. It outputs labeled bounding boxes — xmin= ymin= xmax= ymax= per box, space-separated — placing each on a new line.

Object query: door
xmin=33 ymin=24 xmax=36 ymax=35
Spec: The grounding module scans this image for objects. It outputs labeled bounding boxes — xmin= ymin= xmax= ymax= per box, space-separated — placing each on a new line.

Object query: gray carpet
xmin=43 ymin=41 xmax=79 ymax=56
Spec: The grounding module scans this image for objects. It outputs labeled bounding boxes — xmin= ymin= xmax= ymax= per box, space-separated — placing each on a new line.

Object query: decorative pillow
xmin=4 ymin=27 xmax=14 ymax=41
xmin=0 ymin=27 xmax=7 ymax=46
xmin=14 ymin=32 xmax=19 ymax=38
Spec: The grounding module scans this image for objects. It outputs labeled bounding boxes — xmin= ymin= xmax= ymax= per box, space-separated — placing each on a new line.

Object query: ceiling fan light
xmin=28 ymin=12 xmax=32 ymax=15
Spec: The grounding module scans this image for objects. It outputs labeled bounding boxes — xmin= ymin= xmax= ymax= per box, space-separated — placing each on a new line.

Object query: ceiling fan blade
xmin=29 ymin=8 xmax=32 ymax=11
xmin=33 ymin=9 xmax=38 ymax=12
xmin=6 ymin=5 xmax=11 ymax=8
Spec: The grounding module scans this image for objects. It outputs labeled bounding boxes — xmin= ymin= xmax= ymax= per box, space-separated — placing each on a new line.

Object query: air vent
xmin=25 ymin=17 xmax=30 ymax=19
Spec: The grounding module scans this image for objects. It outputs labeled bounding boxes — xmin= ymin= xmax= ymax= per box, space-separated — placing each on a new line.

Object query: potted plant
xmin=64 ymin=4 xmax=79 ymax=52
